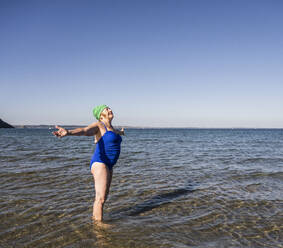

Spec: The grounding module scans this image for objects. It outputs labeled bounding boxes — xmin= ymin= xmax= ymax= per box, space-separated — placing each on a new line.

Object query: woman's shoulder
xmin=96 ymin=122 xmax=106 ymax=131
xmin=85 ymin=121 xmax=103 ymax=130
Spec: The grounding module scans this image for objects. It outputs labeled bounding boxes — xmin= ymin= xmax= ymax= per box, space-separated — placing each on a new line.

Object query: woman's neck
xmin=101 ymin=119 xmax=112 ymax=128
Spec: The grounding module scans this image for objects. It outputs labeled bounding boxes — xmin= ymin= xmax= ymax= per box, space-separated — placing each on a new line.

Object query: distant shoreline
xmin=12 ymin=125 xmax=283 ymax=130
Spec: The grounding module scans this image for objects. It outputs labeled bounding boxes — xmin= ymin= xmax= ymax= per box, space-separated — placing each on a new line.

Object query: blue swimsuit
xmin=90 ymin=122 xmax=122 ymax=170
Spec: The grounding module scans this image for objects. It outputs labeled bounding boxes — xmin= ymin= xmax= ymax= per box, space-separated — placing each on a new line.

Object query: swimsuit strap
xmin=101 ymin=121 xmax=108 ymax=131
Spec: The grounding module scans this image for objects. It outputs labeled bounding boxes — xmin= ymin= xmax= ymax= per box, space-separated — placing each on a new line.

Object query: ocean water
xmin=0 ymin=128 xmax=282 ymax=248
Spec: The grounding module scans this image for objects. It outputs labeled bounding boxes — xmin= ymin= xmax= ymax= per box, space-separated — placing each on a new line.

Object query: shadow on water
xmin=111 ymin=181 xmax=198 ymax=219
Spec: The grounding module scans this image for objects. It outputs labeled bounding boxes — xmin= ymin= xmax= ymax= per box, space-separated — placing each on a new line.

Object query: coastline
xmin=12 ymin=125 xmax=283 ymax=130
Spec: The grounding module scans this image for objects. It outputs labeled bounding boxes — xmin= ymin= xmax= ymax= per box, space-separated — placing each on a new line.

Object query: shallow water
xmin=0 ymin=128 xmax=282 ymax=247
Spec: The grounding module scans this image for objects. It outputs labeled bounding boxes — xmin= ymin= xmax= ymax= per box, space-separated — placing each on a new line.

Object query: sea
xmin=0 ymin=128 xmax=282 ymax=248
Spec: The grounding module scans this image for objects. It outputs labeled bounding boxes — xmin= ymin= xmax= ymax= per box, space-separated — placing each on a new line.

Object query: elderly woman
xmin=53 ymin=105 xmax=124 ymax=221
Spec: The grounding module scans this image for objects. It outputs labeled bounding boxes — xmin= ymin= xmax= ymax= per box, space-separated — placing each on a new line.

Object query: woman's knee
xmin=95 ymin=194 xmax=107 ymax=205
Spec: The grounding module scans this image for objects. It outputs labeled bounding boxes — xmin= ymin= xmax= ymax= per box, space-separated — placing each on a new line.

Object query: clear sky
xmin=1 ymin=0 xmax=282 ymax=128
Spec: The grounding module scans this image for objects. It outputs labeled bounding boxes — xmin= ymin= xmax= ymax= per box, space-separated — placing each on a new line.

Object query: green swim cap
xmin=93 ymin=104 xmax=108 ymax=120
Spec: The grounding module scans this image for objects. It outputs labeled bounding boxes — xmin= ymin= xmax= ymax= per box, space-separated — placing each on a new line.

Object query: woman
xmin=53 ymin=105 xmax=124 ymax=221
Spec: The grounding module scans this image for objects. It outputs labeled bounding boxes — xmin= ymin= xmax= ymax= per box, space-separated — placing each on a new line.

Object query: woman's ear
xmin=99 ymin=112 xmax=105 ymax=121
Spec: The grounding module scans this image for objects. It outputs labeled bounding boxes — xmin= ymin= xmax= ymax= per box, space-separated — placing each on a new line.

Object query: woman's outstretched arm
xmin=53 ymin=122 xmax=99 ymax=138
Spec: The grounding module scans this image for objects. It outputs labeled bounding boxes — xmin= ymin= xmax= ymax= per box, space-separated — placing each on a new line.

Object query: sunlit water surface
xmin=0 ymin=128 xmax=282 ymax=247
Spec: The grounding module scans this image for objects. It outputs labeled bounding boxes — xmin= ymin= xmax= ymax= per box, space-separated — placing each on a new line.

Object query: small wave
xmin=240 ymin=157 xmax=283 ymax=164
xmin=229 ymin=171 xmax=283 ymax=181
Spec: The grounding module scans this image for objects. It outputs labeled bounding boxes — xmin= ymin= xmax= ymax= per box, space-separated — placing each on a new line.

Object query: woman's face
xmin=101 ymin=107 xmax=114 ymax=121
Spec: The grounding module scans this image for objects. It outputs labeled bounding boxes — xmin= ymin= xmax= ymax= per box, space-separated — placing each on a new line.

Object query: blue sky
xmin=1 ymin=0 xmax=282 ymax=127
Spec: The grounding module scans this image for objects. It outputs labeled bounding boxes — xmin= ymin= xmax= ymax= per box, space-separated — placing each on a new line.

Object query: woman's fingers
xmin=52 ymin=131 xmax=60 ymax=137
xmin=53 ymin=125 xmax=66 ymax=137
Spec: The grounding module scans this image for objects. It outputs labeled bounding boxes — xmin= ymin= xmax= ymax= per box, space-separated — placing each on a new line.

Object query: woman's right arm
xmin=53 ymin=122 xmax=99 ymax=138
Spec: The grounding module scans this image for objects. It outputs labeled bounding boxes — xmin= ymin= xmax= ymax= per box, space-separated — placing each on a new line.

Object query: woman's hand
xmin=53 ymin=125 xmax=68 ymax=138
xmin=120 ymin=127 xmax=125 ymax=135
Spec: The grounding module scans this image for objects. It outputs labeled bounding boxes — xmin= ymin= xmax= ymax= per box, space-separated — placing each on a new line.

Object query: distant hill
xmin=0 ymin=119 xmax=14 ymax=128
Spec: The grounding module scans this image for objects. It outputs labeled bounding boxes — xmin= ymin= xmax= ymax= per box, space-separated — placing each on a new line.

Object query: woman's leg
xmin=91 ymin=162 xmax=112 ymax=221
xmin=107 ymin=169 xmax=113 ymax=196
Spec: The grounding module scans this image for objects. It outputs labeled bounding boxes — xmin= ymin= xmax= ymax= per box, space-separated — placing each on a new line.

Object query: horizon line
xmin=11 ymin=124 xmax=283 ymax=129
